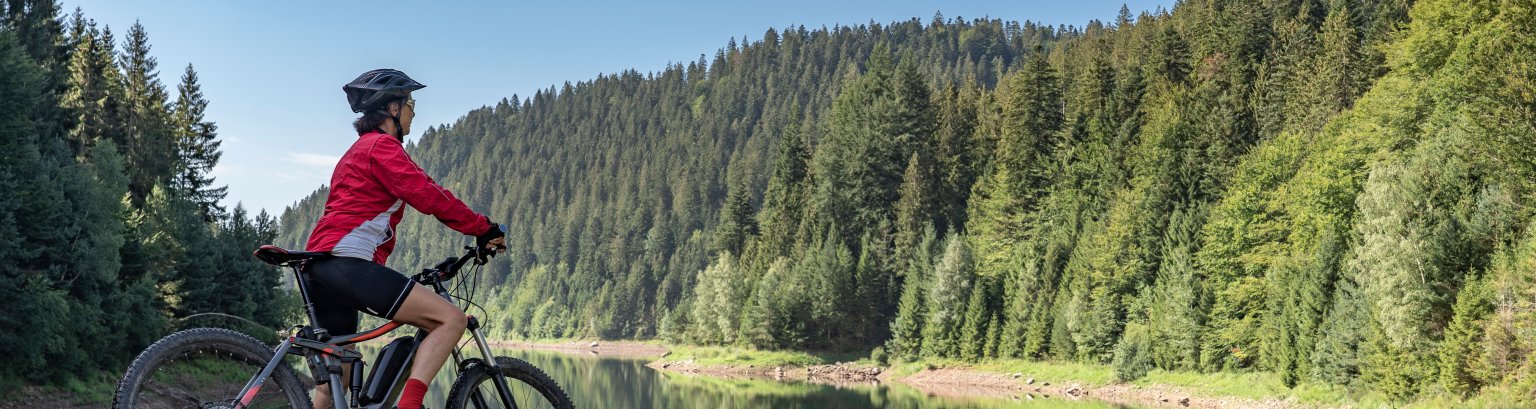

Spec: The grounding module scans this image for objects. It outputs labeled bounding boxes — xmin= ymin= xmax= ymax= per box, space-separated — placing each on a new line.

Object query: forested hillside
xmin=278 ymin=0 xmax=1536 ymax=401
xmin=0 ymin=1 xmax=289 ymax=390
xmin=278 ymin=11 xmax=1072 ymax=339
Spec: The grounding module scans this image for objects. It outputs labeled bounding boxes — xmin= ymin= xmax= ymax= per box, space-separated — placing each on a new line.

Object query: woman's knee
xmin=404 ymin=301 xmax=466 ymax=333
xmin=438 ymin=309 xmax=468 ymax=332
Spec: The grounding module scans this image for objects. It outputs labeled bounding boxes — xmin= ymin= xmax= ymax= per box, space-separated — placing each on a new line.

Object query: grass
xmin=2 ymin=369 xmax=122 ymax=407
xmin=884 ymin=357 xmax=1529 ymax=409
xmin=887 ymin=358 xmax=1400 ymax=407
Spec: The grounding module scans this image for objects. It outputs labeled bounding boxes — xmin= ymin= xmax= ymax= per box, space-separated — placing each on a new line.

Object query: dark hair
xmin=352 ymin=98 xmax=402 ymax=134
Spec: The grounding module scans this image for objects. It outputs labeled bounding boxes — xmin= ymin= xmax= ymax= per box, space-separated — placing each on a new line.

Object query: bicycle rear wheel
xmin=113 ymin=328 xmax=310 ymax=409
xmin=445 ymin=356 xmax=573 ymax=409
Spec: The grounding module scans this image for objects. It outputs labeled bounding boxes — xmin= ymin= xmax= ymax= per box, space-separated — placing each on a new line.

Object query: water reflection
xmin=349 ymin=341 xmax=1133 ymax=408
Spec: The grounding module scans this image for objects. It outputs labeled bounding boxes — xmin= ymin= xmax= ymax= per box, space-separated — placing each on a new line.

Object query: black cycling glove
xmin=475 ymin=222 xmax=506 ymax=264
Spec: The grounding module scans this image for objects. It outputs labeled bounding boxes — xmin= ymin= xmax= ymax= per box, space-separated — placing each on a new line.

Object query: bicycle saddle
xmin=252 ymin=245 xmax=328 ymax=267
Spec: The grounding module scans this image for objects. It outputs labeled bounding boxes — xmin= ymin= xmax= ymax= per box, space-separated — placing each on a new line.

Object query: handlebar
xmin=331 ymin=246 xmax=494 ymax=345
xmin=412 ymin=246 xmax=495 ymax=286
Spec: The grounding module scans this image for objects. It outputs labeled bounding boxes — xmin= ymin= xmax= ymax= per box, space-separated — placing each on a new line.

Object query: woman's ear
xmin=387 ymin=100 xmax=401 ymax=116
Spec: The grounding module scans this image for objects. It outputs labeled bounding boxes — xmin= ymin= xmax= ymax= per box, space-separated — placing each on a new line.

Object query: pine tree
xmin=171 ymin=63 xmax=226 ymax=221
xmin=892 ymin=153 xmax=933 ymax=278
xmin=141 ymin=183 xmax=218 ymax=318
xmin=0 ymin=26 xmax=58 ymax=382
xmin=969 ymin=54 xmax=1063 ymax=280
xmin=61 ymin=11 xmax=115 ymax=156
xmin=2 ymin=0 xmax=68 ymax=145
xmin=809 ymin=43 xmax=935 ymax=242
xmin=91 ymin=139 xmax=167 ymax=360
xmin=715 ymin=178 xmax=758 ymax=257
xmin=852 ymin=231 xmax=896 ymax=346
xmin=957 ymin=275 xmax=994 ymax=361
xmin=1438 ymin=272 xmax=1492 ymax=396
xmin=923 ymin=235 xmax=974 ymax=358
xmin=994 ymin=52 xmax=1062 ymax=196
xmin=932 ymin=80 xmax=981 ymax=231
xmin=1 ymin=0 xmax=64 ymax=65
xmin=888 ymin=227 xmax=936 ymax=359
xmin=758 ymin=123 xmax=810 ymax=256
xmin=118 ymin=21 xmax=176 ymax=203
xmin=1147 ymin=206 xmax=1205 ymax=370
xmin=967 ymin=164 xmax=1028 ymax=278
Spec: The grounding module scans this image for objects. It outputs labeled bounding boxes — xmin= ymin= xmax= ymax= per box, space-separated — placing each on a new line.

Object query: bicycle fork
xmin=463 ymin=315 xmax=519 ymax=409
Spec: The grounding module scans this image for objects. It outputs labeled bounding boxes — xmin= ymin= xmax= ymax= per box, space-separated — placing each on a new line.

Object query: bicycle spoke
xmin=133 ymin=344 xmax=296 ymax=408
xmin=468 ymin=372 xmax=557 ymax=409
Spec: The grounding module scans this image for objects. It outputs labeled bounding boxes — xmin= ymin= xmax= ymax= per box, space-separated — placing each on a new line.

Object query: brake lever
xmin=470 ymin=245 xmax=502 ymax=266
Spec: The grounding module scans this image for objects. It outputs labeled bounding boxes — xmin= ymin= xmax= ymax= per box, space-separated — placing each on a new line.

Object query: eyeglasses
xmin=404 ymin=97 xmax=416 ymax=110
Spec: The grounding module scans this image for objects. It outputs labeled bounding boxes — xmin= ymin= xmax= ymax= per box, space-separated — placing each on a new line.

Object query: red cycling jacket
xmin=306 ymin=131 xmax=490 ymax=265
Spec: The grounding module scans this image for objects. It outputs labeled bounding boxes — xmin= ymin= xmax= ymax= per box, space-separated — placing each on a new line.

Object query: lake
xmin=343 ymin=342 xmax=1135 ymax=409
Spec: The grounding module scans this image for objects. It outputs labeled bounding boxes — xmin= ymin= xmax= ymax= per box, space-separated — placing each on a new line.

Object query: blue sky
xmin=62 ymin=0 xmax=1173 ymax=216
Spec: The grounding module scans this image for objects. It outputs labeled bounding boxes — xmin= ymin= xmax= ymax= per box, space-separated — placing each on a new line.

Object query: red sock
xmin=399 ymin=378 xmax=428 ymax=409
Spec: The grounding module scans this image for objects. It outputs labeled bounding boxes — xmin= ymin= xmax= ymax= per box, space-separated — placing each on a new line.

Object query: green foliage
xmin=715 ymin=179 xmax=758 ymax=257
xmin=1147 ymin=206 xmax=1204 ymax=371
xmin=740 ymin=259 xmax=809 ymax=349
xmin=171 ymin=63 xmax=226 ymax=221
xmin=1309 ymin=268 xmax=1368 ymax=386
xmin=956 ymin=274 xmax=994 ymax=362
xmin=1113 ymin=322 xmax=1152 ymax=382
xmin=689 ymin=256 xmax=749 ymax=345
xmin=0 ymin=7 xmax=288 ymax=390
xmin=887 ymin=226 xmax=936 ymax=360
xmin=922 ymin=235 xmax=974 ymax=358
xmin=118 ymin=22 xmax=176 ymax=205
xmin=248 ymin=0 xmax=1536 ymax=404
xmin=968 ymin=53 xmax=1063 ymax=280
xmin=1438 ymin=271 xmax=1493 ymax=397
xmin=809 ymin=43 xmax=936 ymax=242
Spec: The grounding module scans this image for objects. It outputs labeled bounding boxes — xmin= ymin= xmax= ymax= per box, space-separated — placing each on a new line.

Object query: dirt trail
xmin=0 ymin=386 xmax=102 ymax=409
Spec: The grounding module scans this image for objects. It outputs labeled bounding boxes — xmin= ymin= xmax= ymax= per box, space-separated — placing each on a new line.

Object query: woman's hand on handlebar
xmin=474 ymin=222 xmax=507 ymax=264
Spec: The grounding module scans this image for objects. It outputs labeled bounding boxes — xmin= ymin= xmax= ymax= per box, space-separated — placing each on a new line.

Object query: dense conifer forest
xmin=0 ymin=1 xmax=289 ymax=390
xmin=274 ymin=0 xmax=1536 ymax=400
xmin=5 ymin=0 xmax=1536 ymax=404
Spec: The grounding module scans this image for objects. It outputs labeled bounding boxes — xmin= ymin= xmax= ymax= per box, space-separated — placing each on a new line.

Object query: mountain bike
xmin=112 ymin=245 xmax=574 ymax=409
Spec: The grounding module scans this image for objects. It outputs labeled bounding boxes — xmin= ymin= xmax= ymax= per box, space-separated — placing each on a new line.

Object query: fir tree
xmin=923 ymin=235 xmax=974 ymax=358
xmin=715 ymin=178 xmax=758 ymax=257
xmin=118 ymin=21 xmax=176 ymax=203
xmin=171 ymin=63 xmax=226 ymax=221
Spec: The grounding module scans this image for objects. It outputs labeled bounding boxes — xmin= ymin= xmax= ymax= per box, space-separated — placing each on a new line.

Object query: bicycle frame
xmin=233 ymin=249 xmax=516 ymax=409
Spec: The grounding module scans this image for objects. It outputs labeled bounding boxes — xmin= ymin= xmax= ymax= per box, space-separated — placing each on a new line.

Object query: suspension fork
xmin=468 ymin=317 xmax=518 ymax=408
xmin=433 ymin=270 xmax=516 ymax=407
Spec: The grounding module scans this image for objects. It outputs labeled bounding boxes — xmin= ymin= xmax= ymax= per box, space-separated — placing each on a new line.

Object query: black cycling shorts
xmin=302 ymin=256 xmax=415 ymax=335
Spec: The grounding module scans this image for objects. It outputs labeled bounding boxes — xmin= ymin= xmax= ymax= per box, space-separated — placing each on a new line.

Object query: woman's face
xmin=397 ymin=96 xmax=416 ymax=136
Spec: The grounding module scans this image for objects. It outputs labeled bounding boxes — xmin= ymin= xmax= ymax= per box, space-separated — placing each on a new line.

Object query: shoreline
xmin=493 ymin=339 xmax=1295 ymax=408
xmin=485 ymin=339 xmax=671 ymax=359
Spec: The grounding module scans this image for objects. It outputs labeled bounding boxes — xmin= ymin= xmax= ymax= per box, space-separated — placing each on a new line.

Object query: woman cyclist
xmin=304 ymin=68 xmax=505 ymax=409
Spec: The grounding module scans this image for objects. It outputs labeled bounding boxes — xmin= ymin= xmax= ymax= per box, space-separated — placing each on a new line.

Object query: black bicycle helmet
xmin=343 ymin=69 xmax=425 ymax=113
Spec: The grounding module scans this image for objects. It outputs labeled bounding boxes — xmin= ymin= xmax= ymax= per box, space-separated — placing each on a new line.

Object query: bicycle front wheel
xmin=113 ymin=328 xmax=310 ymax=409
xmin=445 ymin=356 xmax=573 ymax=409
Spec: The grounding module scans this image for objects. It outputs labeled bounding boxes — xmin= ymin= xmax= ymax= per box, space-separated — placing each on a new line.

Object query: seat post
xmin=292 ymin=264 xmax=328 ymax=339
